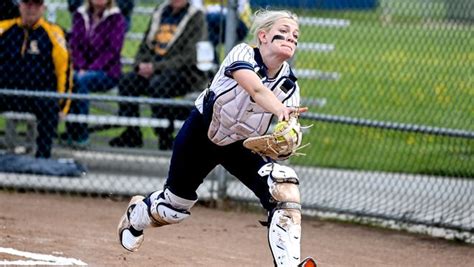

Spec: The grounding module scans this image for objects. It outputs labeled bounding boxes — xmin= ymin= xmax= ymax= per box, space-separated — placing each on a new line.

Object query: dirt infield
xmin=0 ymin=191 xmax=473 ymax=266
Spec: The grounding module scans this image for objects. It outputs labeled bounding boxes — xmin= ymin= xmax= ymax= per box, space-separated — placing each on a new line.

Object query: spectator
xmin=67 ymin=0 xmax=134 ymax=31
xmin=0 ymin=0 xmax=20 ymax=20
xmin=109 ymin=0 xmax=208 ymax=150
xmin=0 ymin=0 xmax=72 ymax=158
xmin=62 ymin=0 xmax=126 ymax=147
xmin=191 ymin=0 xmax=251 ymax=62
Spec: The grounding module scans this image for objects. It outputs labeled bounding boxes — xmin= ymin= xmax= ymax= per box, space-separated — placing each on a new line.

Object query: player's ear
xmin=258 ymin=30 xmax=267 ymax=45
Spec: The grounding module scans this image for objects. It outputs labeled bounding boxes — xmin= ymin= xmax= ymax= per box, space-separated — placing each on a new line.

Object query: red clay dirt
xmin=0 ymin=191 xmax=473 ymax=266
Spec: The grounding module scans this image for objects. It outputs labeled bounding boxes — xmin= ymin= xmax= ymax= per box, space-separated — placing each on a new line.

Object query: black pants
xmin=0 ymin=96 xmax=60 ymax=158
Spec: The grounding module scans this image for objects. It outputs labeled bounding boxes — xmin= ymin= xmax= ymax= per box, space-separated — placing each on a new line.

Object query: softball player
xmin=118 ymin=9 xmax=314 ymax=266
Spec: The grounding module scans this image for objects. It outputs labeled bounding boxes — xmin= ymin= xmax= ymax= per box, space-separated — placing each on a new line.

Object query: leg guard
xmin=147 ymin=188 xmax=197 ymax=227
xmin=259 ymin=163 xmax=302 ymax=267
xmin=121 ymin=189 xmax=196 ymax=252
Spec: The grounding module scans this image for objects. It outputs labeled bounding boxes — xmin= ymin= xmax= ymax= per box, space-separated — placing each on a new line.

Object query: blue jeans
xmin=66 ymin=71 xmax=117 ymax=141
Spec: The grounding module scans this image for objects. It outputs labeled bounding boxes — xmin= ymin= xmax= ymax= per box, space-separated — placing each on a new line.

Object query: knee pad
xmin=259 ymin=163 xmax=302 ymax=266
xmin=147 ymin=188 xmax=197 ymax=227
xmin=258 ymin=163 xmax=301 ymax=211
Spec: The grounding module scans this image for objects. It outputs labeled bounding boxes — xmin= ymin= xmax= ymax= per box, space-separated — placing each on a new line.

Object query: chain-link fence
xmin=1 ymin=0 xmax=473 ymax=243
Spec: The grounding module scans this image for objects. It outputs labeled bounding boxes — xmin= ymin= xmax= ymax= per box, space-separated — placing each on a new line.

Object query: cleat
xmin=117 ymin=195 xmax=146 ymax=252
xmin=298 ymin=257 xmax=318 ymax=267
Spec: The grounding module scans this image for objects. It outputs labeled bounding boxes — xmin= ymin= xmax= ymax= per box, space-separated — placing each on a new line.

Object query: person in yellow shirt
xmin=0 ymin=0 xmax=72 ymax=158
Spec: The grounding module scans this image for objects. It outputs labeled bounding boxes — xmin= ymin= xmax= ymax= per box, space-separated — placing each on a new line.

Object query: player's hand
xmin=77 ymin=69 xmax=86 ymax=76
xmin=278 ymin=106 xmax=308 ymax=121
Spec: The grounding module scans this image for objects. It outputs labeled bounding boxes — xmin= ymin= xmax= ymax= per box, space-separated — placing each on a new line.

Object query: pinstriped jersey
xmin=195 ymin=43 xmax=301 ymax=146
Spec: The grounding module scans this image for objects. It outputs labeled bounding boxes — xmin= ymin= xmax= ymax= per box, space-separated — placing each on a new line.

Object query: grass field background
xmin=9 ymin=0 xmax=471 ymax=177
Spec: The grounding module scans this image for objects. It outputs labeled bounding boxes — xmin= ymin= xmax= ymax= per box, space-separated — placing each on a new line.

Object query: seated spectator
xmin=67 ymin=0 xmax=134 ymax=31
xmin=191 ymin=0 xmax=251 ymax=62
xmin=109 ymin=0 xmax=208 ymax=150
xmin=62 ymin=0 xmax=126 ymax=147
xmin=0 ymin=0 xmax=72 ymax=158
xmin=0 ymin=0 xmax=20 ymax=20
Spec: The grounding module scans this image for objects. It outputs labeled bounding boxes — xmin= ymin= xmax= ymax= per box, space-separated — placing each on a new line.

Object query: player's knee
xmin=148 ymin=188 xmax=197 ymax=227
xmin=258 ymin=163 xmax=301 ymax=224
xmin=259 ymin=163 xmax=301 ymax=204
xmin=272 ymin=184 xmax=302 ymax=225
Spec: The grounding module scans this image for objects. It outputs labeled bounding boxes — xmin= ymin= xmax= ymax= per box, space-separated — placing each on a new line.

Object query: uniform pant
xmin=165 ymin=108 xmax=276 ymax=212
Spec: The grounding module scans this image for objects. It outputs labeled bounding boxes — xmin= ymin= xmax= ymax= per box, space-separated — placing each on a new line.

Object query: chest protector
xmin=208 ymin=69 xmax=297 ymax=146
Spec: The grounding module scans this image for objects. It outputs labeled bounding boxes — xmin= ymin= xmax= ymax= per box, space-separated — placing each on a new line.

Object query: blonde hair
xmin=250 ymin=9 xmax=299 ymax=46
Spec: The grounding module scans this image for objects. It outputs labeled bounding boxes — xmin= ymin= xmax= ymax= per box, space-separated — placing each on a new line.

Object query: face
xmin=259 ymin=18 xmax=299 ymax=59
xmin=91 ymin=0 xmax=108 ymax=10
xmin=19 ymin=0 xmax=45 ymax=27
xmin=170 ymin=0 xmax=188 ymax=11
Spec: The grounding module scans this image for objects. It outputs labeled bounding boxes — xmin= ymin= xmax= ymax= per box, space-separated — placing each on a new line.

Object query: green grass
xmin=298 ymin=22 xmax=472 ymax=128
xmin=40 ymin=5 xmax=474 ymax=177
xmin=295 ymin=120 xmax=473 ymax=177
xmin=289 ymin=9 xmax=473 ymax=176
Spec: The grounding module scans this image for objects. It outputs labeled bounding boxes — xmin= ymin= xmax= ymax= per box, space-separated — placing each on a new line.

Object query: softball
xmin=274 ymin=121 xmax=297 ymax=142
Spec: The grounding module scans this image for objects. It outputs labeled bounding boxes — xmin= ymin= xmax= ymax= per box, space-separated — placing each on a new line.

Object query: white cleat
xmin=117 ymin=195 xmax=146 ymax=252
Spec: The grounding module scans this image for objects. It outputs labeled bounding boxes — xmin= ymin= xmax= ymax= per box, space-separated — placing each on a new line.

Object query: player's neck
xmin=265 ymin=60 xmax=284 ymax=78
xmin=261 ymin=53 xmax=284 ymax=78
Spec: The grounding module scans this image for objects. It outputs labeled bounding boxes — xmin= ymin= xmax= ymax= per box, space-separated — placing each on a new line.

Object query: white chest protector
xmin=195 ymin=43 xmax=301 ymax=146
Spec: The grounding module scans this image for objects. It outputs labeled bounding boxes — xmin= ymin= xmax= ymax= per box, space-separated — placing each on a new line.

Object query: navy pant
xmin=165 ymin=108 xmax=276 ymax=212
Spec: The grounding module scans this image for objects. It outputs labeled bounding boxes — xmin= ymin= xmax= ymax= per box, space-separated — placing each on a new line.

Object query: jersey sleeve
xmin=222 ymin=43 xmax=256 ymax=78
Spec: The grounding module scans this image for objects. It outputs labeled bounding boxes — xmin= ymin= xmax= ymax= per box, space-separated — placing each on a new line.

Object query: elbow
xmin=248 ymin=85 xmax=267 ymax=99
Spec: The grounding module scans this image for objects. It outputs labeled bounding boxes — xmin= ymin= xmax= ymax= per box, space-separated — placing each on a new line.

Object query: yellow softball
xmin=274 ymin=121 xmax=297 ymax=142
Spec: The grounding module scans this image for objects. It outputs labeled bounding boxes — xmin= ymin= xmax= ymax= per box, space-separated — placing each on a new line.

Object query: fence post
xmin=224 ymin=0 xmax=238 ymax=55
